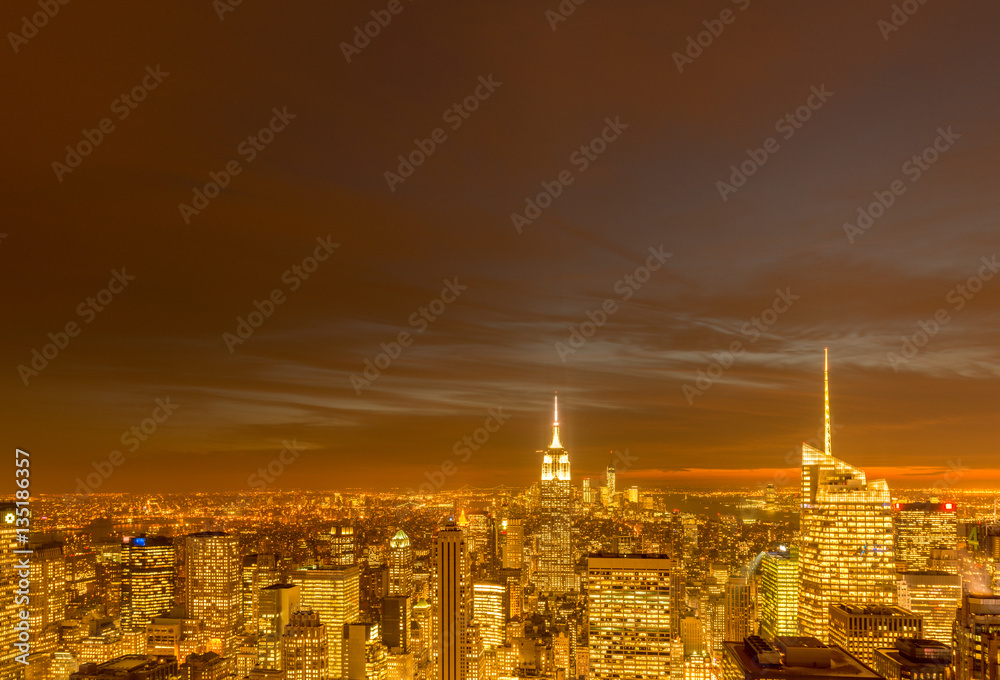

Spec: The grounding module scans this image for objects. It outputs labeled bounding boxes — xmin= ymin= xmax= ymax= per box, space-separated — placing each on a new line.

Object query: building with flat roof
xmin=828 ymin=604 xmax=922 ymax=666
xmin=721 ymin=636 xmax=882 ymax=680
xmin=71 ymin=655 xmax=178 ymax=680
xmin=873 ymin=638 xmax=952 ymax=680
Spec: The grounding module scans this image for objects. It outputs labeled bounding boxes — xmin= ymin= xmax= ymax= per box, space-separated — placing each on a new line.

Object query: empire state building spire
xmin=824 ymin=347 xmax=832 ymax=457
xmin=550 ymin=391 xmax=563 ymax=449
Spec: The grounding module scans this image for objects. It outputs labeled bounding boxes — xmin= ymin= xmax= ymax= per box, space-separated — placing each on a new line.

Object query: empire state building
xmin=537 ymin=393 xmax=576 ymax=593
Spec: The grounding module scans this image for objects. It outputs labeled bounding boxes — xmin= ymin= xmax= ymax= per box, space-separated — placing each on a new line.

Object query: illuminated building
xmin=473 ymin=583 xmax=504 ymax=648
xmin=500 ymin=519 xmax=523 ymax=570
xmin=683 ymin=651 xmax=711 ymax=680
xmin=587 ymin=553 xmax=673 ymax=679
xmin=893 ymin=503 xmax=958 ymax=573
xmin=185 ymin=532 xmax=241 ymax=656
xmin=799 ymin=350 xmax=896 ymax=642
xmin=828 ymin=604 xmax=922 ymax=666
xmin=258 ymin=584 xmax=300 ymax=670
xmin=721 ymin=636 xmax=882 ymax=680
xmin=0 ymin=503 xmax=24 ymax=680
xmin=345 ymin=620 xmax=389 ymax=680
xmin=760 ymin=548 xmax=799 ymax=642
xmin=606 ymin=462 xmax=616 ymax=500
xmin=70 ymin=655 xmax=178 ymax=680
xmin=873 ymin=638 xmax=953 ymax=680
xmin=897 ymin=571 xmax=962 ymax=644
xmin=434 ymin=523 xmax=473 ymax=680
xmin=388 ymin=531 xmax=413 ymax=597
xmin=582 ymin=478 xmax=593 ymax=505
xmin=627 ymin=487 xmax=639 ymax=504
xmin=27 ymin=542 xmax=66 ymax=680
xmin=537 ymin=393 xmax=575 ymax=593
xmin=95 ymin=540 xmax=123 ymax=619
xmin=282 ymin=611 xmax=328 ymax=680
xmin=121 ymin=536 xmax=175 ymax=632
xmin=497 ymin=567 xmax=521 ymax=621
xmin=670 ymin=563 xmax=686 ymax=636
xmin=680 ymin=616 xmax=706 ymax=655
xmin=725 ymin=575 xmax=754 ymax=643
xmin=243 ymin=554 xmax=280 ymax=634
xmin=327 ymin=522 xmax=356 ymax=566
xmin=180 ymin=651 xmax=233 ymax=680
xmin=291 ymin=565 xmax=360 ymax=677
xmin=953 ymin=594 xmax=1000 ymax=680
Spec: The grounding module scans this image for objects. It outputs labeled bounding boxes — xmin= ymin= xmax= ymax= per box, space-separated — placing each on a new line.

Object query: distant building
xmin=897 ymin=571 xmax=962 ymax=644
xmin=873 ymin=638 xmax=952 ymax=680
xmin=893 ymin=503 xmax=958 ymax=573
xmin=281 ymin=611 xmax=327 ymax=680
xmin=828 ymin=604 xmax=922 ymax=666
xmin=185 ymin=532 xmax=241 ymax=656
xmin=760 ymin=548 xmax=798 ymax=642
xmin=953 ymin=594 xmax=1000 ymax=680
xmin=71 ymin=655 xmax=178 ymax=680
xmin=388 ymin=530 xmax=413 ymax=597
xmin=257 ymin=584 xmax=300 ymax=670
xmin=537 ymin=394 xmax=575 ymax=593
xmin=290 ymin=565 xmax=360 ymax=676
xmin=473 ymin=583 xmax=504 ymax=649
xmin=122 ymin=537 xmax=175 ymax=632
xmin=726 ymin=576 xmax=754 ymax=643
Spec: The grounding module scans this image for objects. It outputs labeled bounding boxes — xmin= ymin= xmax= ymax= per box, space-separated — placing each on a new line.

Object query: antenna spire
xmin=549 ymin=391 xmax=563 ymax=449
xmin=824 ymin=348 xmax=832 ymax=457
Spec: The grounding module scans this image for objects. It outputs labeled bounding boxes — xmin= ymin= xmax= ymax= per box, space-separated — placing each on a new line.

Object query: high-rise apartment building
xmin=387 ymin=530 xmax=412 ymax=597
xmin=185 ymin=532 xmax=241 ymax=656
xmin=799 ymin=350 xmax=896 ymax=642
xmin=121 ymin=536 xmax=175 ymax=632
xmin=587 ymin=553 xmax=673 ymax=679
xmin=537 ymin=393 xmax=575 ymax=593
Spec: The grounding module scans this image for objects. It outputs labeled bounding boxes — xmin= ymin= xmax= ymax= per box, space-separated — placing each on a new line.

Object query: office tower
xmin=329 ymin=523 xmax=356 ymax=566
xmin=500 ymin=519 xmax=523 ymax=570
xmin=185 ymin=531 xmax=241 ymax=656
xmin=282 ymin=611 xmax=328 ymax=680
xmin=721 ymin=636 xmax=882 ymax=680
xmin=953 ymin=594 xmax=1000 ymax=680
xmin=582 ymin=478 xmax=592 ymax=505
xmin=537 ymin=393 xmax=575 ymax=593
xmin=26 ymin=541 xmax=66 ymax=679
xmin=760 ymin=547 xmax=799 ymax=642
xmin=121 ymin=536 xmax=175 ymax=632
xmin=725 ymin=575 xmax=753 ymax=642
xmin=243 ymin=554 xmax=280 ymax=634
xmin=258 ymin=583 xmax=300 ymax=670
xmin=606 ymin=462 xmax=616 ymax=499
xmin=587 ymin=554 xmax=673 ymax=679
xmin=894 ymin=502 xmax=958 ymax=572
xmin=702 ymin=591 xmax=725 ymax=658
xmin=388 ymin=531 xmax=413 ymax=597
xmin=897 ymin=571 xmax=962 ymax=644
xmin=381 ymin=595 xmax=409 ymax=653
xmin=497 ymin=568 xmax=521 ymax=621
xmin=94 ymin=540 xmax=123 ymax=618
xmin=873 ymin=639 xmax=952 ymax=680
xmin=799 ymin=350 xmax=896 ymax=642
xmin=344 ymin=620 xmax=388 ymax=680
xmin=828 ymin=604 xmax=922 ymax=666
xmin=627 ymin=487 xmax=639 ymax=504
xmin=680 ymin=616 xmax=705 ymax=656
xmin=0 ymin=503 xmax=24 ymax=680
xmin=473 ymin=583 xmax=504 ymax=649
xmin=670 ymin=562 xmax=686 ymax=635
xmin=291 ymin=565 xmax=360 ymax=678
xmin=435 ymin=524 xmax=473 ymax=680
xmin=467 ymin=514 xmax=492 ymax=557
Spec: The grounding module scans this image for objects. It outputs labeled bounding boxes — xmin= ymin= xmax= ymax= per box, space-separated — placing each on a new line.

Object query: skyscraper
xmin=434 ymin=523 xmax=473 ymax=680
xmin=893 ymin=502 xmax=958 ymax=573
xmin=185 ymin=531 xmax=241 ymax=656
xmin=798 ymin=350 xmax=896 ymax=642
xmin=953 ymin=594 xmax=1000 ymax=680
xmin=472 ymin=582 xmax=504 ymax=649
xmin=0 ymin=504 xmax=24 ymax=680
xmin=587 ymin=553 xmax=673 ymax=680
xmin=897 ymin=571 xmax=962 ymax=644
xmin=243 ymin=553 xmax=280 ymax=635
xmin=724 ymin=575 xmax=753 ymax=643
xmin=328 ymin=523 xmax=356 ymax=566
xmin=258 ymin=583 xmax=300 ymax=670
xmin=282 ymin=611 xmax=328 ymax=680
xmin=121 ymin=536 xmax=175 ymax=632
xmin=759 ymin=547 xmax=798 ymax=642
xmin=291 ymin=565 xmax=360 ymax=678
xmin=500 ymin=518 xmax=523 ymax=570
xmin=388 ymin=530 xmax=412 ymax=597
xmin=828 ymin=604 xmax=922 ymax=666
xmin=537 ymin=393 xmax=575 ymax=593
